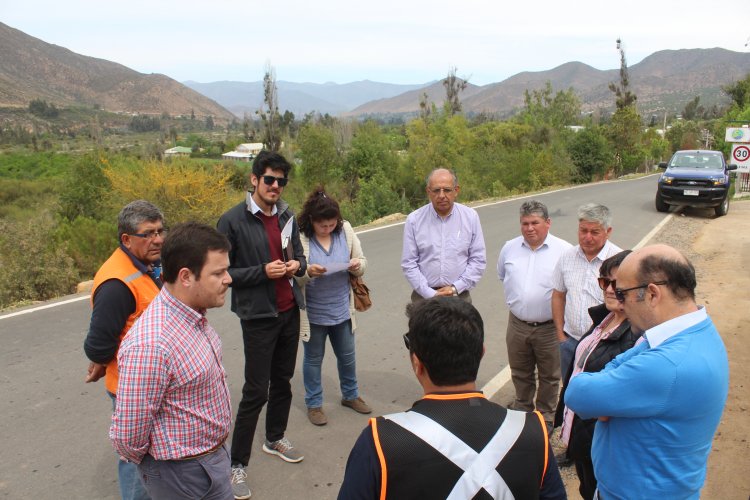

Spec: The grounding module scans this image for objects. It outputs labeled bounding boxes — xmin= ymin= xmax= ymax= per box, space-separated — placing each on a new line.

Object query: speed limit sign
xmin=731 ymin=144 xmax=750 ymax=172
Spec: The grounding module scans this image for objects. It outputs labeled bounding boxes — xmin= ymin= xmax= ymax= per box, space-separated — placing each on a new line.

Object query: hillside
xmin=0 ymin=22 xmax=235 ymax=121
xmin=348 ymin=48 xmax=750 ymax=117
xmin=183 ymin=79 xmax=429 ymax=117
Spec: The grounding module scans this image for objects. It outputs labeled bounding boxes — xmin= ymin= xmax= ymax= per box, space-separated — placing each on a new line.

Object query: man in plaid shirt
xmin=110 ymin=222 xmax=234 ymax=499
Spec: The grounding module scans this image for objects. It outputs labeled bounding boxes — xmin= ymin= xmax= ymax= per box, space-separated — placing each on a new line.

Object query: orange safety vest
xmin=91 ymin=247 xmax=160 ymax=394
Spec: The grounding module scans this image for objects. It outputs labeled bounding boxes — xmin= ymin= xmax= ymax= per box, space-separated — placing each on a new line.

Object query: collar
xmin=161 ymin=286 xmax=207 ymax=326
xmin=246 ymin=191 xmax=277 ymax=216
xmin=422 ymin=391 xmax=485 ymax=401
xmin=428 ymin=202 xmax=455 ymax=219
xmin=521 ymin=234 xmax=552 ymax=251
xmin=575 ymin=240 xmax=612 ymax=262
xmin=119 ymin=243 xmax=161 ymax=282
xmin=645 ymin=306 xmax=707 ymax=348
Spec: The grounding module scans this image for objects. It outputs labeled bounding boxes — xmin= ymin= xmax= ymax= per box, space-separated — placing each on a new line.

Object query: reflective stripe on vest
xmin=383 ymin=408 xmax=526 ymax=500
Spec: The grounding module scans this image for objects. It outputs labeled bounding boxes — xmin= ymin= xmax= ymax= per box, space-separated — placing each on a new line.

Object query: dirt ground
xmin=556 ymin=200 xmax=750 ymax=499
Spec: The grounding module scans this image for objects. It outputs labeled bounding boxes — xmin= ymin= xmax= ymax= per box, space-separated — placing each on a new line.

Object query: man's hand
xmin=265 ymin=260 xmax=287 ymax=279
xmin=557 ymin=331 xmax=568 ymax=343
xmin=85 ymin=362 xmax=106 ymax=383
xmin=284 ymin=259 xmax=301 ymax=278
xmin=435 ymin=286 xmax=456 ymax=297
xmin=307 ymin=264 xmax=327 ymax=278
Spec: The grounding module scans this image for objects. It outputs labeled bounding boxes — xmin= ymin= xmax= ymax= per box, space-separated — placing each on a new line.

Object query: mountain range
xmin=1 ymin=21 xmax=750 ymax=123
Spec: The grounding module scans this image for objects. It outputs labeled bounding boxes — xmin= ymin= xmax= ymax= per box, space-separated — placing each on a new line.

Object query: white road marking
xmin=0 ymin=294 xmax=90 ymax=320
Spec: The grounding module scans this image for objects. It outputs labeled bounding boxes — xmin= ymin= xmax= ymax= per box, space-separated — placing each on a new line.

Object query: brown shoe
xmin=341 ymin=397 xmax=372 ymax=414
xmin=307 ymin=407 xmax=327 ymax=426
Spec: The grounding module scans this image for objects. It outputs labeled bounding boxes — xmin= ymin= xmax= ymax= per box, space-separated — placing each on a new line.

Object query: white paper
xmin=322 ymin=262 xmax=350 ymax=275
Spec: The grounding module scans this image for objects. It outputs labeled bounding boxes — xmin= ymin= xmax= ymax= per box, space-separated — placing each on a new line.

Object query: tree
xmin=521 ymin=82 xmax=581 ymax=127
xmin=722 ymin=74 xmax=750 ymax=108
xmin=608 ymin=39 xmax=637 ymax=110
xmin=204 ymin=115 xmax=215 ymax=130
xmin=568 ymin=127 xmax=612 ymax=182
xmin=682 ymin=96 xmax=703 ymax=120
xmin=258 ymin=62 xmax=282 ymax=152
xmin=442 ymin=67 xmax=468 ymax=116
xmin=296 ymin=122 xmax=341 ymax=187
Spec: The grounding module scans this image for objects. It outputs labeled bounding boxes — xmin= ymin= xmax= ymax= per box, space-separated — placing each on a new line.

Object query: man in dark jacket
xmin=217 ymin=151 xmax=307 ymax=500
xmin=339 ymin=297 xmax=566 ymax=500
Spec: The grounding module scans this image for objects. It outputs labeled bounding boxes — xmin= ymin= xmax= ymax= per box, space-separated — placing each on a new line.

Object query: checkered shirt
xmin=110 ymin=287 xmax=231 ymax=463
xmin=552 ymin=240 xmax=623 ymax=339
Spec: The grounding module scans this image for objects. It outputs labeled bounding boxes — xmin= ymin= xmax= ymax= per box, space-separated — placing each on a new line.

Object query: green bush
xmin=0 ymin=213 xmax=79 ymax=309
xmin=55 ymin=216 xmax=117 ymax=279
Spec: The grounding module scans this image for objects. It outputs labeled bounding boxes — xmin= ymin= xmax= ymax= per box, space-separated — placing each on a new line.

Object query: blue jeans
xmin=303 ymin=320 xmax=358 ymax=408
xmin=108 ymin=391 xmax=151 ymax=500
xmin=559 ymin=336 xmax=579 ymax=384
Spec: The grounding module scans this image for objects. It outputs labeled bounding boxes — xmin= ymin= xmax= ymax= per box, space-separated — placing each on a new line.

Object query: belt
xmin=513 ymin=315 xmax=553 ymax=327
xmin=175 ymin=436 xmax=227 ymax=461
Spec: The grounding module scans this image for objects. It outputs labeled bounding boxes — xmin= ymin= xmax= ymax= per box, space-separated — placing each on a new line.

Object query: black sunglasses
xmin=614 ymin=281 xmax=668 ymax=302
xmin=261 ymin=175 xmax=288 ymax=187
xmin=403 ymin=332 xmax=411 ymax=351
xmin=597 ymin=277 xmax=615 ymax=291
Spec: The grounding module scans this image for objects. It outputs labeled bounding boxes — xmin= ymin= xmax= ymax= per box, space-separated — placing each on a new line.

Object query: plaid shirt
xmin=110 ymin=287 xmax=231 ymax=463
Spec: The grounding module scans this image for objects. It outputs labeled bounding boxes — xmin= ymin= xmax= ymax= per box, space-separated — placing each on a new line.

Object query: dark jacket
xmin=556 ymin=303 xmax=642 ymax=459
xmin=217 ymin=196 xmax=306 ymax=320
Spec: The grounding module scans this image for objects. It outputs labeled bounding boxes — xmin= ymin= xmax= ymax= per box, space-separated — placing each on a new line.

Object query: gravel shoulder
xmin=556 ymin=201 xmax=750 ymax=499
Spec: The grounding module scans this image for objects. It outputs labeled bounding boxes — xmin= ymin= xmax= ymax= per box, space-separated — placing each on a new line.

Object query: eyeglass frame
xmin=428 ymin=187 xmax=455 ymax=195
xmin=597 ymin=276 xmax=615 ymax=291
xmin=614 ymin=281 xmax=668 ymax=302
xmin=403 ymin=332 xmax=411 ymax=351
xmin=128 ymin=228 xmax=168 ymax=240
xmin=260 ymin=175 xmax=288 ymax=187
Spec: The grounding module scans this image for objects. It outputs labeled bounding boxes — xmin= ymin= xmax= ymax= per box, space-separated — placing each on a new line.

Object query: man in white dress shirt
xmin=552 ymin=203 xmax=622 ymax=385
xmin=498 ymin=200 xmax=572 ymax=431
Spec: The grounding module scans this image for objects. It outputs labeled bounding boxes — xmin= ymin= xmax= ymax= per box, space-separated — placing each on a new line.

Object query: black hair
xmin=405 ymin=297 xmax=484 ymax=386
xmin=251 ymin=150 xmax=291 ymax=179
xmin=637 ymin=253 xmax=696 ymax=301
xmin=161 ymin=222 xmax=231 ymax=284
xmin=297 ymin=187 xmax=343 ymax=238
xmin=599 ymin=249 xmax=632 ymax=278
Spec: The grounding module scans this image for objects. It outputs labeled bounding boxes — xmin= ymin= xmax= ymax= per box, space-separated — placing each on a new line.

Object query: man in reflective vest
xmin=338 ymin=297 xmax=567 ymax=500
xmin=84 ymin=200 xmax=165 ymax=500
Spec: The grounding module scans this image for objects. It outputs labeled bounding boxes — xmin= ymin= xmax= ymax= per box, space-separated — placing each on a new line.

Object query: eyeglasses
xmin=261 ymin=175 xmax=288 ymax=187
xmin=403 ymin=332 xmax=411 ymax=351
xmin=129 ymin=228 xmax=167 ymax=240
xmin=614 ymin=281 xmax=668 ymax=302
xmin=429 ymin=187 xmax=455 ymax=195
xmin=597 ymin=277 xmax=615 ymax=290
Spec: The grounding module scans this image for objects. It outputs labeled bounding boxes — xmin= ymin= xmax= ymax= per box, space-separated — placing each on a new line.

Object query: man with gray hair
xmin=84 ymin=200 xmax=166 ymax=500
xmin=401 ymin=168 xmax=486 ymax=302
xmin=552 ymin=203 xmax=622 ymax=386
xmin=497 ymin=200 xmax=572 ymax=432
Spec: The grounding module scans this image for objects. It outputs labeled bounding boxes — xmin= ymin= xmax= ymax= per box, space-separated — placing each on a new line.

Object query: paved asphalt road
xmin=0 ymin=175 xmax=666 ymax=499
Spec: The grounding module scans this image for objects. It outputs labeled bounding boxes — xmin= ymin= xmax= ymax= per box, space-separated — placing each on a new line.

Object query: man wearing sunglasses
xmin=84 ymin=199 xmax=165 ymax=500
xmin=217 ymin=151 xmax=307 ymax=500
xmin=401 ymin=168 xmax=486 ymax=303
xmin=339 ymin=297 xmax=566 ymax=500
xmin=565 ymin=244 xmax=728 ymax=499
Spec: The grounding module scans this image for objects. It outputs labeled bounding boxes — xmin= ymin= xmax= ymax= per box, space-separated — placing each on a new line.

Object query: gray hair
xmin=425 ymin=168 xmax=458 ymax=188
xmin=577 ymin=203 xmax=612 ymax=229
xmin=520 ymin=200 xmax=549 ymax=220
xmin=118 ymin=200 xmax=164 ymax=239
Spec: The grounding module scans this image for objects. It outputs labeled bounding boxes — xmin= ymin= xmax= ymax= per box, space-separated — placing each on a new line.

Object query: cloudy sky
xmin=2 ymin=0 xmax=748 ymax=86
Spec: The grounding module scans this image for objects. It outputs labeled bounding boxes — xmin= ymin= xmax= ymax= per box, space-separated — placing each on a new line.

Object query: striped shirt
xmin=110 ymin=287 xmax=231 ymax=463
xmin=552 ymin=241 xmax=622 ymax=340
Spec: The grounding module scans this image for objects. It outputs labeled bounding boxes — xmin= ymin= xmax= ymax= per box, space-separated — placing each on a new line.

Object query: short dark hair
xmin=251 ymin=150 xmax=291 ymax=179
xmin=599 ymin=249 xmax=632 ymax=278
xmin=298 ymin=187 xmax=343 ymax=238
xmin=636 ymin=253 xmax=696 ymax=301
xmin=520 ymin=200 xmax=549 ymax=220
xmin=118 ymin=200 xmax=164 ymax=239
xmin=405 ymin=297 xmax=484 ymax=386
xmin=161 ymin=222 xmax=231 ymax=284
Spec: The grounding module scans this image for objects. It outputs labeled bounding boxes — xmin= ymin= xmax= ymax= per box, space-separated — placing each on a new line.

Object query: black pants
xmin=230 ymin=308 xmax=300 ymax=467
xmin=574 ymin=456 xmax=597 ymax=500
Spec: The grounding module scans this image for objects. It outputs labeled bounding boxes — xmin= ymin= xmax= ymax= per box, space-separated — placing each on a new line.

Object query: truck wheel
xmin=655 ymin=193 xmax=669 ymax=213
xmin=715 ymin=196 xmax=729 ymax=217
